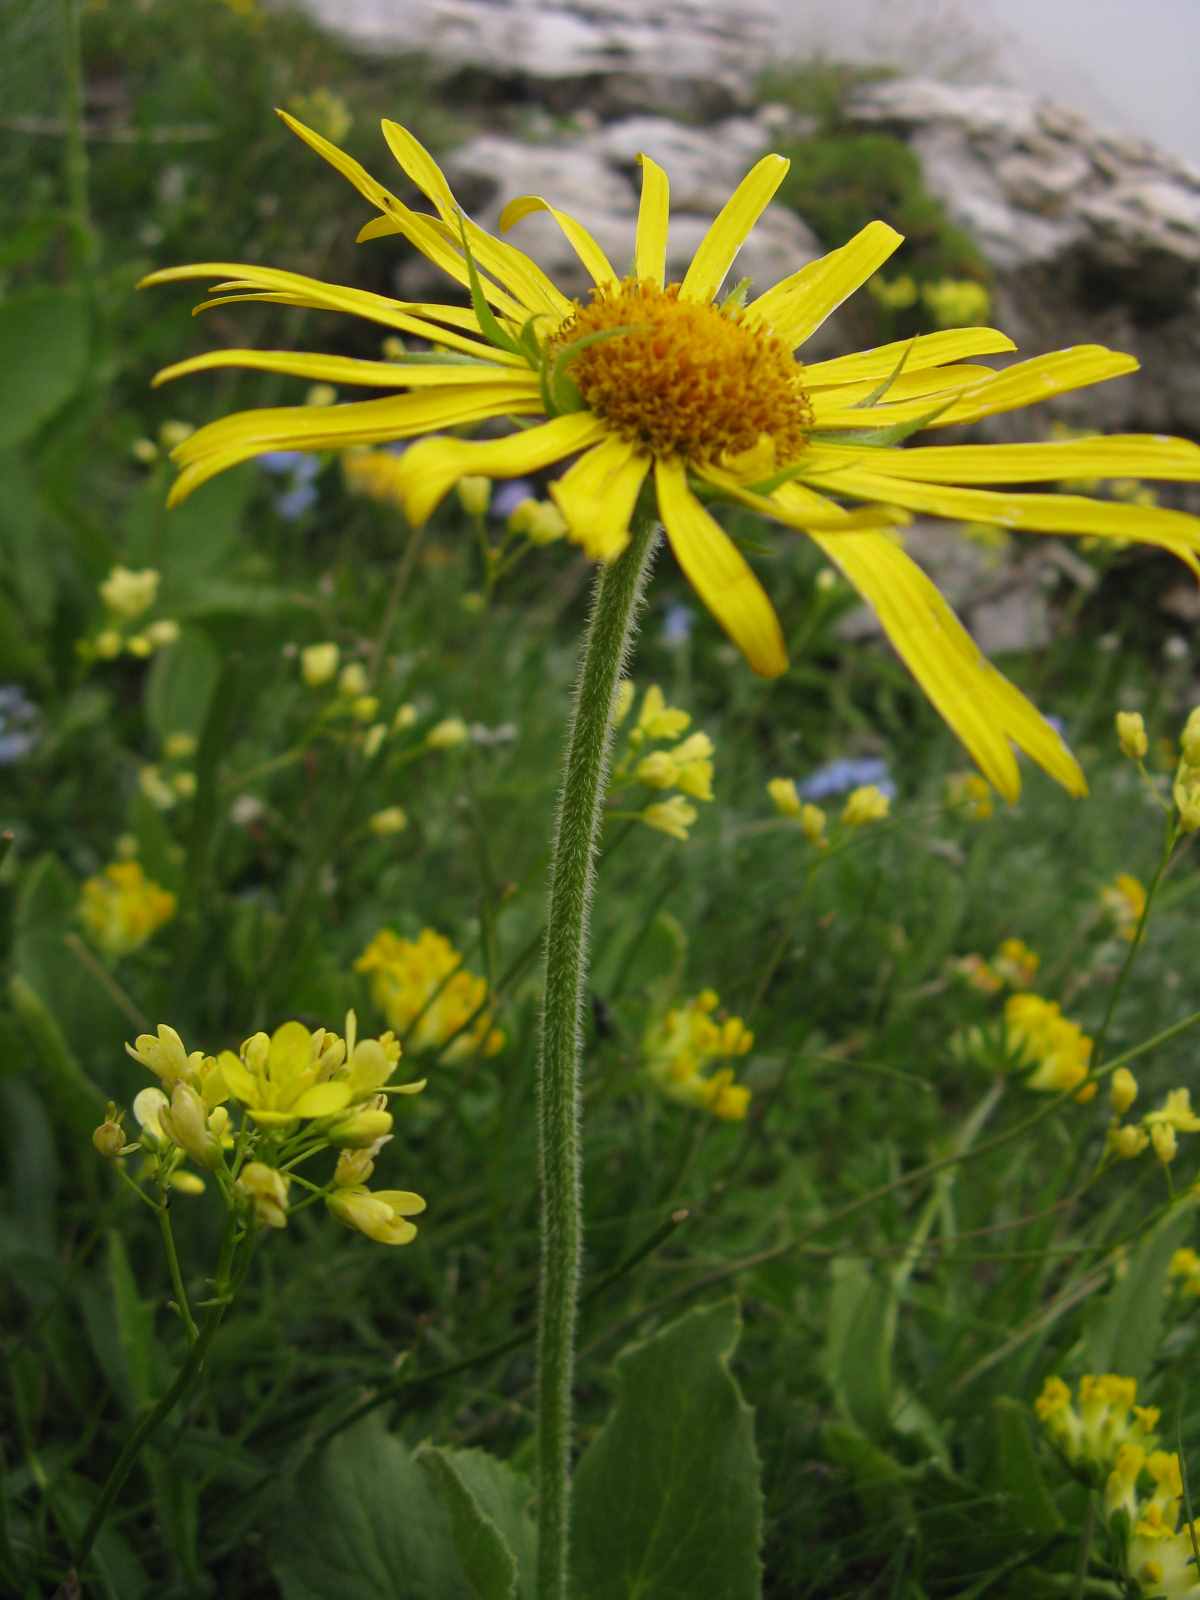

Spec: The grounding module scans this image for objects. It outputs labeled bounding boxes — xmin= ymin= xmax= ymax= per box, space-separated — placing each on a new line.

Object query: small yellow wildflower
xmin=1111 ymin=1066 xmax=1139 ymax=1116
xmin=145 ymin=618 xmax=180 ymax=649
xmin=767 ymin=776 xmax=801 ymax=818
xmin=342 ymin=447 xmax=406 ymax=508
xmin=1116 ymin=710 xmax=1149 ymax=761
xmin=327 ymin=1184 xmax=426 ymax=1245
xmin=640 ymin=796 xmax=697 ymax=840
xmin=217 ymin=1017 xmax=401 ymax=1126
xmin=158 ymin=1082 xmax=226 ymax=1168
xmin=1004 ymin=993 xmax=1093 ymax=1095
xmin=991 ymin=937 xmax=1039 ymax=989
xmin=1034 ymin=1372 xmax=1158 ymax=1477
xmin=509 ymin=497 xmax=568 ymax=545
xmin=79 ymin=861 xmax=177 ymax=958
xmin=921 ymin=278 xmax=991 ymax=329
xmin=1180 ymin=707 xmax=1200 ymax=767
xmin=867 ymin=273 xmax=918 ymax=311
xmin=426 ymin=716 xmax=469 ymax=750
xmin=955 ymin=953 xmax=1002 ymax=994
xmin=1168 ymin=1247 xmax=1200 ymax=1297
xmin=305 ymin=383 xmax=337 ymax=408
xmin=164 ymin=731 xmax=198 ymax=761
xmin=644 ymin=989 xmax=753 ymax=1120
xmin=139 ymin=763 xmax=178 ymax=810
xmin=238 ymin=1162 xmax=291 ymax=1229
xmin=1108 ymin=1123 xmax=1151 ymax=1161
xmin=369 ymin=805 xmax=409 ymax=836
xmin=944 ymin=770 xmax=994 ymax=820
xmin=1102 ymin=873 xmax=1147 ymax=942
xmin=100 ymin=565 xmax=160 ymax=620
xmin=666 ymin=732 xmax=715 ymax=800
xmin=338 ymin=661 xmax=369 ymax=698
xmin=630 ymin=685 xmax=690 ymax=744
xmin=456 ymin=474 xmax=491 ymax=517
xmin=841 ymin=784 xmax=890 ymax=826
xmin=301 ymin=641 xmax=340 ymax=687
xmin=356 ymin=928 xmax=504 ymax=1061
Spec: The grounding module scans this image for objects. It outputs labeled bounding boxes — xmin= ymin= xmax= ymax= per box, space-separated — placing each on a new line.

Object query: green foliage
xmin=774 ymin=131 xmax=990 ymax=290
xmin=572 ymin=1302 xmax=762 ymax=1599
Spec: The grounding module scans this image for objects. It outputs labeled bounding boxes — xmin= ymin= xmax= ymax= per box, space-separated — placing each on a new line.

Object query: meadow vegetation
xmin=4 ymin=4 xmax=1200 ymax=1598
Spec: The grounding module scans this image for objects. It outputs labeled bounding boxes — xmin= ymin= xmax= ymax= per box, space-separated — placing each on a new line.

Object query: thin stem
xmin=58 ymin=0 xmax=96 ymax=273
xmin=156 ymin=1201 xmax=198 ymax=1344
xmin=535 ymin=515 xmax=658 ymax=1600
xmin=72 ymin=1219 xmax=247 ymax=1574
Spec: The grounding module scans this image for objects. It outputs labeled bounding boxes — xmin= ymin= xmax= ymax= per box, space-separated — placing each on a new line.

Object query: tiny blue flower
xmin=661 ymin=603 xmax=695 ymax=645
xmin=798 ymin=756 xmax=895 ymax=801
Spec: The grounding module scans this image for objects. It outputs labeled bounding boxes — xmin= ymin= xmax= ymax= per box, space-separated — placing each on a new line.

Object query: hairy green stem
xmin=535 ymin=515 xmax=658 ymax=1599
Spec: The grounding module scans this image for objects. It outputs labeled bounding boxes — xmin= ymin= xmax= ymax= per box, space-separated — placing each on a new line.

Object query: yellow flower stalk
xmin=1034 ymin=1373 xmax=1159 ymax=1477
xmin=142 ymin=114 xmax=1200 ymax=798
xmin=79 ymin=861 xmax=177 ymax=958
xmin=356 ymin=928 xmax=504 ymax=1061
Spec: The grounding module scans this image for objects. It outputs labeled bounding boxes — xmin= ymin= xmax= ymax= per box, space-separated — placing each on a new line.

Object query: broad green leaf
xmin=1084 ymin=1196 xmax=1198 ymax=1381
xmin=270 ymin=1415 xmax=473 ymax=1600
xmin=418 ymin=1446 xmax=536 ymax=1600
xmin=144 ymin=626 xmax=221 ymax=741
xmin=106 ymin=1230 xmax=158 ymax=1413
xmin=824 ymin=1257 xmax=895 ymax=1437
xmin=572 ymin=1300 xmax=762 ymax=1600
xmin=0 ymin=289 xmax=90 ymax=448
xmin=0 ymin=448 xmax=58 ymax=625
xmin=989 ymin=1398 xmax=1062 ymax=1534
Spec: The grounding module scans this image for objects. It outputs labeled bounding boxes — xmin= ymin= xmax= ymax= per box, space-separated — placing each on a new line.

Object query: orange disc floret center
xmin=549 ymin=278 xmax=812 ymax=464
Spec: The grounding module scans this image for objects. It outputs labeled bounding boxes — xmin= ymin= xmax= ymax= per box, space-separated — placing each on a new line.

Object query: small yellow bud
xmin=160 ymin=1082 xmax=222 ymax=1167
xmin=393 ymin=702 xmax=418 ymax=732
xmin=1109 ymin=1123 xmax=1150 ymax=1160
xmin=238 ymin=1162 xmax=290 ymax=1229
xmin=1111 ymin=1067 xmax=1138 ymax=1116
xmin=338 ymin=661 xmax=369 ymax=698
xmin=381 ymin=336 xmax=406 ymax=360
xmin=125 ymin=633 xmax=153 ymax=659
xmin=456 ymin=475 xmax=492 ymax=518
xmin=131 ymin=437 xmax=159 ymax=463
xmin=426 ymin=716 xmax=468 ymax=750
xmin=369 ymin=806 xmax=409 ymax=836
xmin=635 ymin=751 xmax=678 ymax=790
xmin=334 ymin=1148 xmax=377 ymax=1187
xmin=641 ymin=796 xmax=698 ymax=841
xmin=841 ymin=785 xmax=890 ymax=826
xmin=1181 ymin=707 xmax=1200 ymax=767
xmin=93 ymin=629 xmax=123 ymax=660
xmin=92 ymin=1104 xmax=126 ymax=1159
xmin=145 ymin=619 xmax=180 ymax=649
xmin=1115 ymin=710 xmax=1148 ymax=761
xmin=169 ymin=1170 xmax=206 ymax=1196
xmin=800 ymin=803 xmax=827 ymax=847
xmin=305 ymin=383 xmax=337 ymax=407
xmin=158 ymin=419 xmax=194 ymax=449
xmin=172 ymin=771 xmax=197 ymax=799
xmin=301 ymin=642 xmax=340 ymax=687
xmin=328 ymin=1108 xmax=394 ymax=1148
xmin=1174 ymin=766 xmax=1200 ymax=831
xmin=1151 ymin=1122 xmax=1178 ymax=1164
xmin=635 ymin=686 xmax=690 ymax=742
xmin=100 ymin=565 xmax=160 ymax=620
xmin=351 ymin=695 xmax=380 ymax=723
xmin=767 ymin=777 xmax=801 ymax=819
xmin=139 ymin=764 xmax=178 ymax=810
xmin=522 ymin=500 xmax=568 ymax=545
xmin=164 ymin=731 xmax=198 ymax=761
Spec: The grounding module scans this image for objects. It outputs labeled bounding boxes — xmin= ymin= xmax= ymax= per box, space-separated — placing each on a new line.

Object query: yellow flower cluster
xmin=766 ymin=776 xmax=890 ymax=842
xmin=1107 ymin=1079 xmax=1200 ymax=1165
xmin=1037 ymin=1373 xmax=1200 ymax=1597
xmin=611 ymin=684 xmax=715 ymax=842
xmin=955 ymin=937 xmax=1040 ymax=995
xmin=356 ymin=928 xmax=505 ymax=1062
xmin=1167 ymin=1247 xmax=1200 ymax=1297
xmin=866 ymin=274 xmax=991 ymax=328
xmin=1174 ymin=707 xmax=1200 ymax=832
xmin=79 ymin=861 xmax=177 ymax=957
xmin=1101 ymin=873 xmax=1147 ymax=942
xmin=84 ymin=565 xmax=180 ymax=664
xmin=101 ymin=1015 xmax=426 ymax=1244
xmin=1035 ymin=1373 xmax=1160 ymax=1479
xmin=643 ymin=989 xmax=753 ymax=1121
xmin=1004 ymin=993 xmax=1094 ymax=1098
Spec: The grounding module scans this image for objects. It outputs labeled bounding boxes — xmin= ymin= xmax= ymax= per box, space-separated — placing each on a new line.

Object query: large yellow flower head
xmin=142 ymin=114 xmax=1200 ymax=800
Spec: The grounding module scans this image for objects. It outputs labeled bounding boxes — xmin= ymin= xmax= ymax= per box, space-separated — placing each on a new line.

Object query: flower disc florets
xmin=549 ymin=278 xmax=813 ymax=465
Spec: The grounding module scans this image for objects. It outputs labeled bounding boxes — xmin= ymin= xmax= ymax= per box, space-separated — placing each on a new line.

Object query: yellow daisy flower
xmin=142 ymin=114 xmax=1200 ymax=800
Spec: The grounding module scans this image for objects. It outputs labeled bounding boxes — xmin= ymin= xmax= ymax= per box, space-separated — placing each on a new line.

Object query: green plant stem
xmin=157 ymin=1201 xmax=198 ymax=1344
xmin=58 ymin=0 xmax=96 ymax=273
xmin=535 ymin=514 xmax=658 ymax=1600
xmin=72 ymin=1219 xmax=248 ymax=1575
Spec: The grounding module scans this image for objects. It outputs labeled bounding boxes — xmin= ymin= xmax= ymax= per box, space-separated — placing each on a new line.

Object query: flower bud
xmin=328 ymin=1108 xmax=394 ymax=1148
xmin=1115 ymin=710 xmax=1147 ymax=761
xmin=238 ymin=1162 xmax=290 ymax=1229
xmin=301 ymin=641 xmax=339 ymax=687
xmin=1111 ymin=1067 xmax=1138 ymax=1116
xmin=426 ymin=716 xmax=468 ymax=750
xmin=841 ymin=784 xmax=890 ymax=826
xmin=160 ymin=1082 xmax=222 ymax=1167
xmin=456 ymin=475 xmax=492 ymax=518
xmin=93 ymin=1104 xmax=126 ymax=1159
xmin=369 ymin=806 xmax=408 ymax=836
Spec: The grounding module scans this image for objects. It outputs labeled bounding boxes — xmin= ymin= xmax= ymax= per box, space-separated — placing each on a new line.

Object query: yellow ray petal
xmin=696 ymin=464 xmax=908 ymax=531
xmin=791 ymin=459 xmax=1200 ymax=573
xmin=749 ymin=222 xmax=903 ymax=348
xmin=153 ymin=348 xmax=538 ymax=390
xmin=380 ymin=120 xmax=569 ymax=318
xmin=807 ymin=364 xmax=1000 ymax=419
xmin=398 ymin=413 xmax=609 ymax=526
xmin=812 ymin=434 xmax=1200 ymax=485
xmin=278 ymin=109 xmax=401 ymax=217
xmin=165 ymin=386 xmax=541 ymax=506
xmin=139 ymin=262 xmax=528 ymax=363
xmin=549 ymin=435 xmax=651 ymax=560
xmin=803 ymin=328 xmax=1017 ymax=389
xmin=679 ymin=154 xmax=790 ymax=305
xmin=500 ymin=195 xmax=618 ymax=287
xmin=654 ymin=456 xmax=787 ymax=676
xmin=634 ymin=154 xmax=670 ymax=288
xmin=791 ymin=510 xmax=1085 ymax=799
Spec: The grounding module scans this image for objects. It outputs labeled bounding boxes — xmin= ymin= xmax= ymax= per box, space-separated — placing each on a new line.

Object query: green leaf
xmin=988 ymin=1398 xmax=1062 ymax=1535
xmin=144 ymin=627 xmax=221 ymax=742
xmin=572 ymin=1300 xmax=762 ymax=1600
xmin=1084 ymin=1195 xmax=1199 ymax=1381
xmin=0 ymin=448 xmax=59 ymax=626
xmin=418 ymin=1446 xmax=536 ymax=1600
xmin=106 ymin=1230 xmax=158 ymax=1414
xmin=270 ymin=1415 xmax=473 ymax=1600
xmin=0 ymin=289 xmax=90 ymax=448
xmin=124 ymin=465 xmax=252 ymax=587
xmin=824 ymin=1257 xmax=895 ymax=1437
